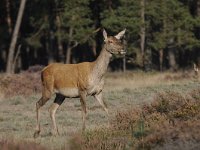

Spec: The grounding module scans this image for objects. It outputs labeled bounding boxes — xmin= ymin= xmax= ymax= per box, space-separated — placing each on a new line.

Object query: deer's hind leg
xmin=34 ymin=76 xmax=54 ymax=138
xmin=49 ymin=94 xmax=65 ymax=136
xmin=33 ymin=95 xmax=51 ymax=138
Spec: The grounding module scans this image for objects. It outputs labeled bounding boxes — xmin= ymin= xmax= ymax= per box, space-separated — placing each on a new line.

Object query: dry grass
xmin=0 ymin=139 xmax=46 ymax=150
xmin=69 ymin=89 xmax=200 ymax=150
xmin=0 ymin=70 xmax=199 ymax=149
xmin=105 ymin=70 xmax=197 ymax=92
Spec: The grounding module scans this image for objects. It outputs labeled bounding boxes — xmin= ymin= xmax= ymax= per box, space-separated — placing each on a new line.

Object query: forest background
xmin=0 ymin=0 xmax=200 ymax=73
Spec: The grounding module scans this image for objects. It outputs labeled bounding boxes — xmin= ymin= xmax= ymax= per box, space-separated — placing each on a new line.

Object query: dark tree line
xmin=0 ymin=0 xmax=200 ymax=73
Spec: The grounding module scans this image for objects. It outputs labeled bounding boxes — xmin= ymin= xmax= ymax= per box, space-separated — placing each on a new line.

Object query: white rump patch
xmin=55 ymin=88 xmax=79 ymax=97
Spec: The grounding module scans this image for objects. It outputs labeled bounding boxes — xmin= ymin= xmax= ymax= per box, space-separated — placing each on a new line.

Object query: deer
xmin=33 ymin=29 xmax=126 ymax=138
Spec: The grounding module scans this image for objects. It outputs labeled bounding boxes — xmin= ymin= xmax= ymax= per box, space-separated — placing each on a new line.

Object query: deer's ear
xmin=103 ymin=29 xmax=108 ymax=41
xmin=115 ymin=29 xmax=126 ymax=39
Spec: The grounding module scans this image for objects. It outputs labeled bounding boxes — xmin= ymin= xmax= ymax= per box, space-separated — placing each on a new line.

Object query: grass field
xmin=0 ymin=71 xmax=199 ymax=149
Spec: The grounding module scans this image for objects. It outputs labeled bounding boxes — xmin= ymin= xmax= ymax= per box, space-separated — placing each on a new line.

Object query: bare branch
xmin=71 ymin=41 xmax=78 ymax=49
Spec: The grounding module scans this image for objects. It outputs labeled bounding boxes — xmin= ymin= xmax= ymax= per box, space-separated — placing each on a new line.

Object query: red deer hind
xmin=33 ymin=29 xmax=126 ymax=138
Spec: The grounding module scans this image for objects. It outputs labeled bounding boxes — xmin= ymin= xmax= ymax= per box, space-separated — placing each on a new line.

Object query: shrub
xmin=0 ymin=139 xmax=46 ymax=150
xmin=69 ymin=89 xmax=200 ymax=150
xmin=0 ymin=65 xmax=43 ymax=98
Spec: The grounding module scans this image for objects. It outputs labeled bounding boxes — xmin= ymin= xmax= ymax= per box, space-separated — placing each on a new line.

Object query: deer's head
xmin=103 ymin=29 xmax=126 ymax=55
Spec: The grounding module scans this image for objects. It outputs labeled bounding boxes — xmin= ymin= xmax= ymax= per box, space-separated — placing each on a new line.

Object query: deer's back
xmin=41 ymin=62 xmax=95 ymax=97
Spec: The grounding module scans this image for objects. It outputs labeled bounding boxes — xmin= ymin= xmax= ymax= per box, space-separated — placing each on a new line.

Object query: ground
xmin=0 ymin=71 xmax=199 ymax=149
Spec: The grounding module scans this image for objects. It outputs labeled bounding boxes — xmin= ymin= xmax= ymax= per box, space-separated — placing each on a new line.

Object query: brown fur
xmin=42 ymin=62 xmax=95 ymax=92
xmin=33 ymin=29 xmax=126 ymax=138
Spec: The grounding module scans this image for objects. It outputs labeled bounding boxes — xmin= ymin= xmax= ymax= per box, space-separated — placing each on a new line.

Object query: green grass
xmin=0 ymin=71 xmax=199 ymax=149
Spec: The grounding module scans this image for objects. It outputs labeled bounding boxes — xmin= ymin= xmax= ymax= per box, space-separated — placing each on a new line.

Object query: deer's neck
xmin=91 ymin=46 xmax=112 ymax=81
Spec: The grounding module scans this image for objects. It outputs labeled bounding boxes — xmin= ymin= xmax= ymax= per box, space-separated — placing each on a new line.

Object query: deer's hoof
xmin=33 ymin=130 xmax=40 ymax=138
xmin=50 ymin=130 xmax=59 ymax=136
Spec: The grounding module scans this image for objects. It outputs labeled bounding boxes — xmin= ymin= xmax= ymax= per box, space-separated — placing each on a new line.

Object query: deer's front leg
xmin=80 ymin=91 xmax=87 ymax=131
xmin=49 ymin=94 xmax=65 ymax=136
xmin=94 ymin=92 xmax=109 ymax=116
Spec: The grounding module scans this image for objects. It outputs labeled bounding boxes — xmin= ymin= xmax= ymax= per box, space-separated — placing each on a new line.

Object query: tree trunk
xmin=196 ymin=0 xmax=200 ymax=39
xmin=196 ymin=0 xmax=200 ymax=64
xmin=66 ymin=47 xmax=72 ymax=64
xmin=48 ymin=30 xmax=55 ymax=63
xmin=13 ymin=45 xmax=21 ymax=72
xmin=2 ymin=50 xmax=7 ymax=70
xmin=168 ymin=49 xmax=177 ymax=71
xmin=123 ymin=56 xmax=126 ymax=72
xmin=140 ymin=0 xmax=145 ymax=69
xmin=6 ymin=0 xmax=12 ymax=34
xmin=6 ymin=0 xmax=26 ymax=73
xmin=160 ymin=0 xmax=167 ymax=72
xmin=197 ymin=0 xmax=200 ymax=17
xmin=92 ymin=39 xmax=97 ymax=57
xmin=56 ymin=15 xmax=64 ymax=62
xmin=66 ymin=27 xmax=74 ymax=64
xmin=159 ymin=49 xmax=163 ymax=72
xmin=123 ymin=37 xmax=127 ymax=72
xmin=108 ymin=0 xmax=113 ymax=11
